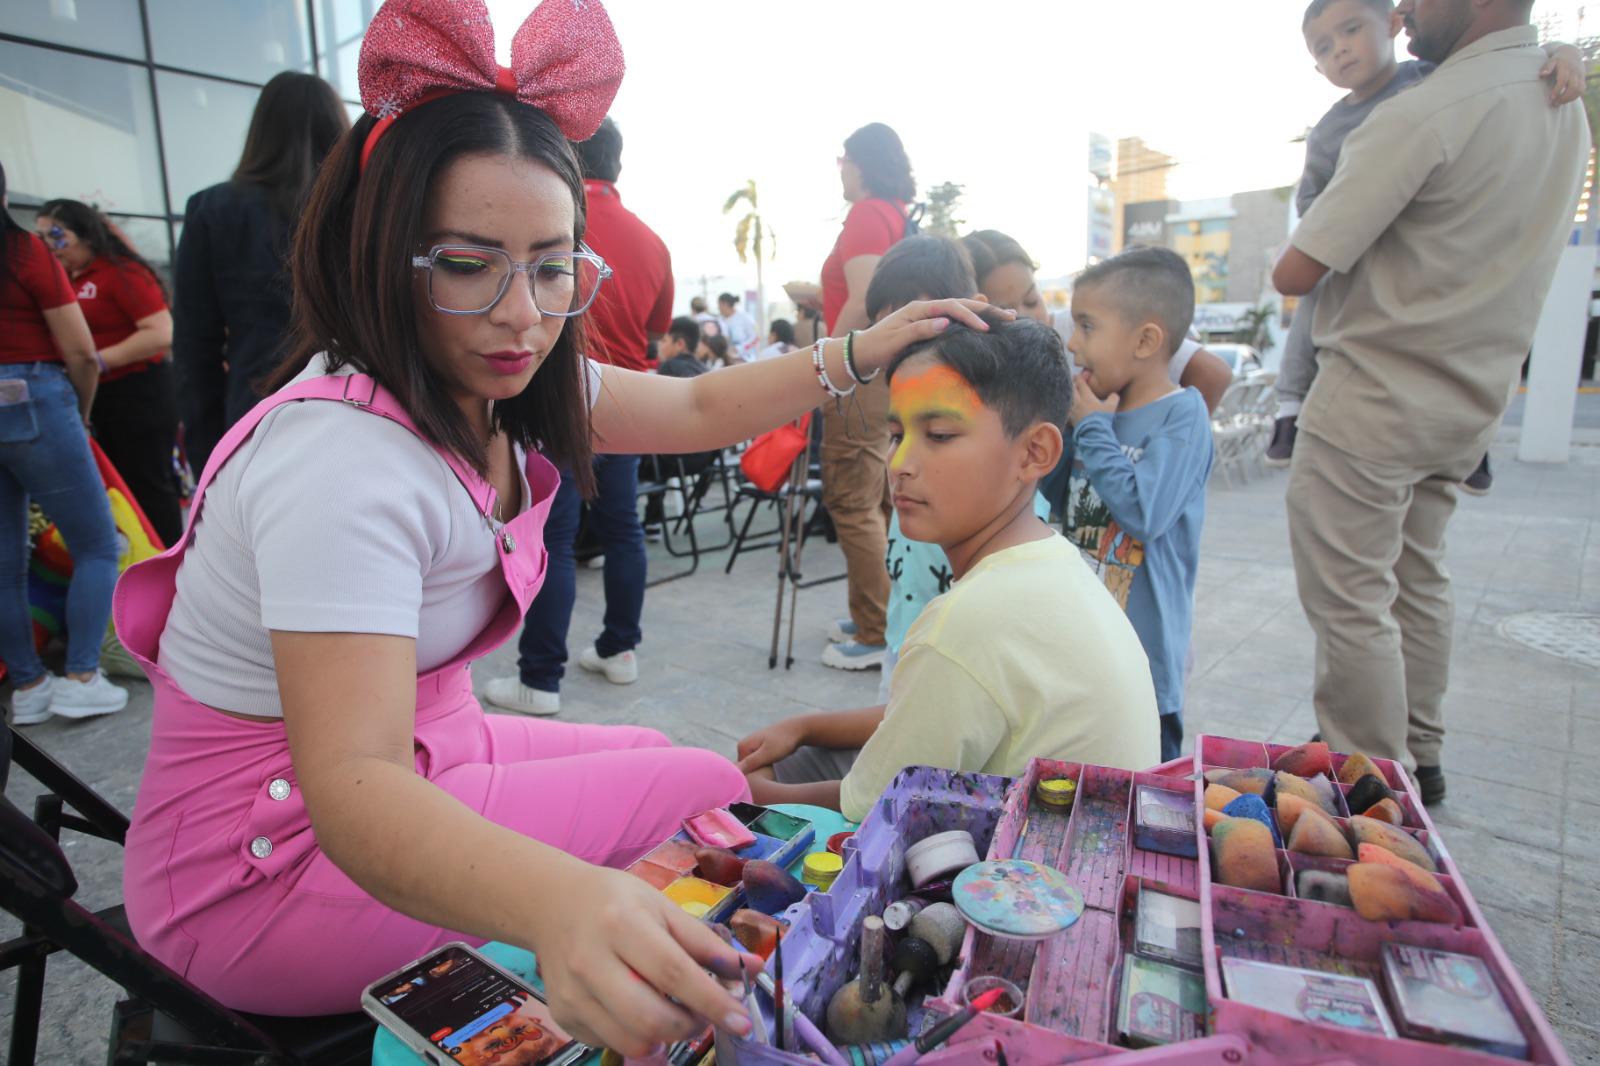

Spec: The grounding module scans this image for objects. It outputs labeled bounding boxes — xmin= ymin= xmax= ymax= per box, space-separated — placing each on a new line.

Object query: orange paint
xmin=888 ymin=364 xmax=983 ymax=470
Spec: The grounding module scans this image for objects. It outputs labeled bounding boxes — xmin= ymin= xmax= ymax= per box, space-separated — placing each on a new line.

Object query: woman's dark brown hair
xmin=843 ymin=123 xmax=916 ymax=204
xmin=233 ymin=71 xmax=350 ymax=221
xmin=281 ymin=92 xmax=594 ymax=488
xmin=961 ymin=230 xmax=1037 ymax=290
xmin=37 ymin=197 xmax=168 ymax=301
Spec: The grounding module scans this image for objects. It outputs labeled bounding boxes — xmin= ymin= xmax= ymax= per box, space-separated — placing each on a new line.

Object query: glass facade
xmin=0 ymin=0 xmax=366 ymax=272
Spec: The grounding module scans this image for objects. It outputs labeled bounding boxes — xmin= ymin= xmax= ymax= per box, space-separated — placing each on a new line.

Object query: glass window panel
xmin=154 ymin=71 xmax=262 ymax=214
xmin=0 ymin=0 xmax=146 ymax=60
xmin=315 ymin=0 xmax=375 ymax=101
xmin=101 ymin=214 xmax=175 ymax=278
xmin=147 ymin=0 xmax=312 ymax=85
xmin=0 ymin=40 xmax=166 ymax=215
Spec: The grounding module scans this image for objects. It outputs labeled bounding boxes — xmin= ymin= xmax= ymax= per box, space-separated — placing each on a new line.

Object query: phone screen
xmin=372 ymin=945 xmax=579 ymax=1066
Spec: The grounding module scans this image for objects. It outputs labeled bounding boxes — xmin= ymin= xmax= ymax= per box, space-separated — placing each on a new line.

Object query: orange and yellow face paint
xmin=888 ymin=363 xmax=985 ymax=471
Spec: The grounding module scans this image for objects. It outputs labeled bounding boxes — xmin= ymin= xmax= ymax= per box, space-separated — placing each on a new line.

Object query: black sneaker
xmin=1460 ymin=454 xmax=1492 ymax=497
xmin=1414 ymin=765 xmax=1446 ymax=807
xmin=1265 ymin=416 xmax=1298 ymax=468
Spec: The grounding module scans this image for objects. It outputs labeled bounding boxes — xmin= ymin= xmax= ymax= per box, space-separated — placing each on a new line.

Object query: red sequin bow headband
xmin=356 ymin=0 xmax=624 ymax=172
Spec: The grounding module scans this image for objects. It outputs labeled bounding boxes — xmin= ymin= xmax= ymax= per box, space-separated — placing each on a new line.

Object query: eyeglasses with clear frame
xmin=410 ymin=242 xmax=612 ymax=317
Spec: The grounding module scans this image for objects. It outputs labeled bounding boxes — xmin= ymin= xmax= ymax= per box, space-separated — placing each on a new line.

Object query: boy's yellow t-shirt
xmin=838 ymin=533 xmax=1161 ymax=822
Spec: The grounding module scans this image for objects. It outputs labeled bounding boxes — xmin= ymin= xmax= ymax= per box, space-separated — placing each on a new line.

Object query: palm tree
xmin=1235 ymin=303 xmax=1276 ymax=354
xmin=926 ymin=181 xmax=966 ymax=237
xmin=724 ymin=180 xmax=773 ymax=334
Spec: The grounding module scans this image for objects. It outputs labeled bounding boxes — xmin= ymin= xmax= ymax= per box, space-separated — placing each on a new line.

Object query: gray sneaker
xmin=821 ymin=640 xmax=886 ymax=671
xmin=10 ymin=674 xmax=57 ymax=726
xmin=1265 ymin=416 xmax=1298 ymax=468
xmin=826 ymin=619 xmax=859 ymax=644
xmin=1460 ymin=454 xmax=1492 ymax=497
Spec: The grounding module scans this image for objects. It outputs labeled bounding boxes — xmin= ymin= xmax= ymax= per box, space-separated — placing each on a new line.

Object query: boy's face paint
xmin=887 ymin=355 xmax=1024 ymax=547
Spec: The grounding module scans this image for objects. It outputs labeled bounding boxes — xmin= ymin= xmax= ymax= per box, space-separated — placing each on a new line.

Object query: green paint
xmin=754 ymin=810 xmax=809 ymax=840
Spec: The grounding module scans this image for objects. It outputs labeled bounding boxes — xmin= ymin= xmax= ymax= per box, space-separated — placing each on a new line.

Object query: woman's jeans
xmin=0 ymin=363 xmax=120 ymax=683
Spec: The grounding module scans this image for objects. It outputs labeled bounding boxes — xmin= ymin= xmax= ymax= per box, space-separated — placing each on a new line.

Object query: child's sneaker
xmin=10 ymin=674 xmax=57 ymax=726
xmin=826 ymin=619 xmax=859 ymax=644
xmin=578 ymin=645 xmax=638 ymax=685
xmin=49 ymin=671 xmax=128 ymax=720
xmin=821 ymin=640 xmax=886 ymax=671
xmin=481 ymin=675 xmax=561 ymax=716
xmin=1459 ymin=454 xmax=1493 ymax=497
xmin=1265 ymin=416 xmax=1298 ymax=468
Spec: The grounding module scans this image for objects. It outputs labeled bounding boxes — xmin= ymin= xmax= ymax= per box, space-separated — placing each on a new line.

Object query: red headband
xmin=357 ymin=0 xmax=625 ymax=173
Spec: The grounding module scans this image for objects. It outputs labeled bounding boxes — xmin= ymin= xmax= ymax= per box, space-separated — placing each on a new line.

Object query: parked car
xmin=1205 ymin=343 xmax=1264 ymax=379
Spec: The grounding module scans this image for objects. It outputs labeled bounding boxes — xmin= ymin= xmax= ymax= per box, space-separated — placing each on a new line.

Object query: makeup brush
xmin=756 ymin=972 xmax=849 ymax=1066
xmin=773 ymin=940 xmax=786 ymax=1052
xmin=877 ymin=988 xmax=1005 ymax=1066
xmin=740 ymin=958 xmax=770 ymax=1045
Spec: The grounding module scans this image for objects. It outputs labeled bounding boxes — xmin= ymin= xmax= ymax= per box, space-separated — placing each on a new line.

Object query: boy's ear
xmin=1133 ymin=321 xmax=1168 ymax=362
xmin=1018 ymin=421 xmax=1065 ymax=481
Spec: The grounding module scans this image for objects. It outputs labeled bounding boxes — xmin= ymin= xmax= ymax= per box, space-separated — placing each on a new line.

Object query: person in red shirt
xmin=0 ymin=164 xmax=130 ymax=724
xmin=36 ymin=200 xmax=182 ymax=546
xmin=816 ymin=122 xmax=914 ymax=671
xmin=483 ymin=117 xmax=670 ymax=716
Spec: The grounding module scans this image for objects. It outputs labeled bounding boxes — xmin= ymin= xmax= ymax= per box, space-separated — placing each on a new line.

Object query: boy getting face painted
xmin=736 ymin=315 xmax=1160 ymax=821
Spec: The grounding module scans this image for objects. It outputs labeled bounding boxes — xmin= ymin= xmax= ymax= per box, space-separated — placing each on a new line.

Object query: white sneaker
xmin=578 ymin=645 xmax=638 ymax=685
xmin=821 ymin=640 xmax=887 ymax=671
xmin=826 ymin=618 xmax=859 ymax=644
xmin=49 ymin=671 xmax=128 ymax=719
xmin=11 ymin=674 xmax=57 ymax=726
xmin=481 ymin=675 xmax=561 ymax=716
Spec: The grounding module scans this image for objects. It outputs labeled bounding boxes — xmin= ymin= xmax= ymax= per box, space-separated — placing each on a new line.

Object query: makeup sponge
xmin=1222 ymin=794 xmax=1282 ymax=847
xmin=1212 ymin=817 xmax=1280 ymax=893
xmin=1349 ymin=816 xmax=1436 ymax=874
xmin=1348 ymin=862 xmax=1462 ymax=925
xmin=1272 ymin=741 xmax=1332 ymax=779
xmin=1286 ymin=812 xmax=1354 ymax=860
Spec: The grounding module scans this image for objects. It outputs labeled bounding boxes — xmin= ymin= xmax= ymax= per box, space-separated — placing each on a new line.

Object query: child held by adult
xmin=739 ymin=309 xmax=1159 ymax=822
xmin=1265 ymin=0 xmax=1583 ymax=495
xmin=1061 ymin=247 xmax=1214 ymax=763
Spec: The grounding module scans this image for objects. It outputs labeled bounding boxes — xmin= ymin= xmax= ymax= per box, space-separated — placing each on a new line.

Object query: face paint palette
xmin=623 ymin=803 xmax=815 ymax=925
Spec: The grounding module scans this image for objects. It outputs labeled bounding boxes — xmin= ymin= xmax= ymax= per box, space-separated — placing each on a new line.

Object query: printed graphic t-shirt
xmin=1061 ymin=388 xmax=1212 ymax=720
xmin=839 ymin=534 xmax=1159 ymax=823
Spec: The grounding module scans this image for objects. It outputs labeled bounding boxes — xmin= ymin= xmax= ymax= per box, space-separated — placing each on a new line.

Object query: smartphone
xmin=362 ymin=943 xmax=588 ymax=1066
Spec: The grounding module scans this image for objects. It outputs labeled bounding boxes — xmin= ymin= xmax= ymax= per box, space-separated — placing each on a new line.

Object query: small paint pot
xmin=961 ymin=975 xmax=1023 ymax=1017
xmin=905 ymin=830 xmax=980 ymax=889
xmin=827 ymin=831 xmax=854 ymax=855
xmin=801 ymin=851 xmax=844 ymax=890
xmin=1036 ymin=777 xmax=1077 ymax=811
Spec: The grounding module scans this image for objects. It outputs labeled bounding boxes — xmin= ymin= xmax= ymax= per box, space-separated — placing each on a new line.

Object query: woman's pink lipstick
xmin=481 ymin=350 xmax=535 ymax=376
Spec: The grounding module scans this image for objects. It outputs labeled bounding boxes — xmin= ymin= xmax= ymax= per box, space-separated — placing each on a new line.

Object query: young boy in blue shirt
xmin=1265 ymin=0 xmax=1581 ymax=494
xmin=1063 ymin=247 xmax=1213 ymax=763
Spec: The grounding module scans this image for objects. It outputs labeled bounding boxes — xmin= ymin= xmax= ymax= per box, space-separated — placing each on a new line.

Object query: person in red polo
xmin=36 ymin=200 xmax=181 ymax=547
xmin=484 ymin=117 xmax=672 ymax=716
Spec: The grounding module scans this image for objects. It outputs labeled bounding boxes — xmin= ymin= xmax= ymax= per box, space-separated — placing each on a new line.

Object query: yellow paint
xmin=888 ymin=364 xmax=984 ymax=470
xmin=663 ymin=877 xmax=732 ymax=910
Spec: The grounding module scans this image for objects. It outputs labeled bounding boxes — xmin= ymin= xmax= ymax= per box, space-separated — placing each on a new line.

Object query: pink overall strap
xmin=114 ymin=372 xmax=499 ymax=667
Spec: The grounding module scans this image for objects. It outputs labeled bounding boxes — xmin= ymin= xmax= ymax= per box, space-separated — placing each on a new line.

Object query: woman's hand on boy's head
xmin=854 ymin=298 xmax=1014 ymax=373
xmin=1069 ymin=370 xmax=1120 ymax=425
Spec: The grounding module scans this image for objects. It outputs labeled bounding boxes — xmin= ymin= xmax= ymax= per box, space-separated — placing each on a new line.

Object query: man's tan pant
xmin=1286 ymin=431 xmax=1458 ymax=770
xmin=820 ymin=377 xmax=893 ymax=646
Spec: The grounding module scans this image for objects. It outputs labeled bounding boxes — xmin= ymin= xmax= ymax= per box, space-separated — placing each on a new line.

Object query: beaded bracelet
xmin=843 ymin=330 xmax=880 ymax=386
xmin=812 ymin=339 xmax=855 ymax=399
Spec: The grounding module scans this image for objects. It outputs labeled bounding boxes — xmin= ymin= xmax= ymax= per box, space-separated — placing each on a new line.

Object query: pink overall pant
xmin=116 ymin=374 xmax=749 ymax=1016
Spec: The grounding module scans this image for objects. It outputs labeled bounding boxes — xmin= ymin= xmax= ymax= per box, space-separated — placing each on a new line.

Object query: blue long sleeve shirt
xmin=1062 ymin=388 xmax=1213 ymax=719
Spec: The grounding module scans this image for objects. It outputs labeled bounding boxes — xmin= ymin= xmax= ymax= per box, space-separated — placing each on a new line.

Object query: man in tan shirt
xmin=1272 ymin=0 xmax=1588 ymax=803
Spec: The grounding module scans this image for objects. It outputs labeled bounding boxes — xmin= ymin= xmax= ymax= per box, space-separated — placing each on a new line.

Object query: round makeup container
xmin=802 ymin=851 xmax=844 ymax=890
xmin=905 ymin=829 xmax=980 ymax=889
xmin=1036 ymin=777 xmax=1077 ymax=811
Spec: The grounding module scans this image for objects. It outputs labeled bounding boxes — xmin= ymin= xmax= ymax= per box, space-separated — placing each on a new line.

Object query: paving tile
xmin=1563 ymin=799 xmax=1600 ymax=858
xmin=1183 ymin=679 xmax=1300 ymax=741
xmin=1549 ymin=1017 xmax=1600 ymax=1065
xmin=1551 ymin=930 xmax=1600 ymax=1038
xmin=1559 ymin=857 xmax=1600 ymax=937
xmin=1427 ymin=773 xmax=1565 ymax=853
xmin=1476 ymin=903 xmax=1557 ymax=1004
xmin=1431 ymin=823 xmax=1562 ymax=921
xmin=1448 ymin=692 xmax=1570 ymax=750
xmin=1445 ymin=735 xmax=1570 ymax=797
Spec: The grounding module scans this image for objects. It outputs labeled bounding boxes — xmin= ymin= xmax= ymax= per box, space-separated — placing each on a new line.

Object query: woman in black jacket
xmin=172 ymin=72 xmax=347 ymax=474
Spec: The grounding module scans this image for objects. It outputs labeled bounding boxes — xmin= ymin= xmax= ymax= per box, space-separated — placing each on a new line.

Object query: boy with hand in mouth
xmin=1062 ymin=247 xmax=1213 ymax=764
xmin=738 ymin=311 xmax=1159 ymax=822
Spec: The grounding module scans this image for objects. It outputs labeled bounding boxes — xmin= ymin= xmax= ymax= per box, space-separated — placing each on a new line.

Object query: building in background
xmin=1 ymin=0 xmax=375 ymax=273
xmin=1109 ymin=137 xmax=1176 ymax=255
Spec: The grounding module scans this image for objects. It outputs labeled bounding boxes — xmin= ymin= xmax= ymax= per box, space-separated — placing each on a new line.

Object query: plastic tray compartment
xmin=625 ymin=802 xmax=816 ymax=924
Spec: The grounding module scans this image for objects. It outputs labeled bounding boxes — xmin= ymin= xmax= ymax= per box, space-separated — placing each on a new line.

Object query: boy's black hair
xmin=1302 ymin=0 xmax=1392 ymax=31
xmin=769 ymin=318 xmax=795 ymax=345
xmin=702 ymin=334 xmax=730 ymax=360
xmin=1072 ymin=246 xmax=1195 ymax=358
xmin=865 ymin=235 xmax=977 ymax=321
xmin=574 ymin=117 xmax=622 ymax=182
xmin=667 ymin=315 xmax=700 ymax=351
xmin=887 ymin=316 xmax=1073 ymax=438
xmin=717 ymin=292 xmax=738 ymax=306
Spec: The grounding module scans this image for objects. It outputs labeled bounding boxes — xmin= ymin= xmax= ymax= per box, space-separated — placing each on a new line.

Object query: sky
xmin=485 ymin=0 xmax=1592 ymax=309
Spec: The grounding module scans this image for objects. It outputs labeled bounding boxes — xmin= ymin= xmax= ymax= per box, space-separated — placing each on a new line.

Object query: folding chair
xmin=764 ymin=425 xmax=846 ymax=670
xmin=637 ymin=453 xmax=735 ymax=587
xmin=1 ymin=725 xmax=374 ymax=1065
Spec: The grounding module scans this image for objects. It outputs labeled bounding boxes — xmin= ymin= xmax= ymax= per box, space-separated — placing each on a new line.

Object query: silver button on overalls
xmin=250 ymin=836 xmax=274 ymax=859
xmin=501 ymin=532 xmax=516 ymax=554
xmin=268 ymin=778 xmax=291 ymax=801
